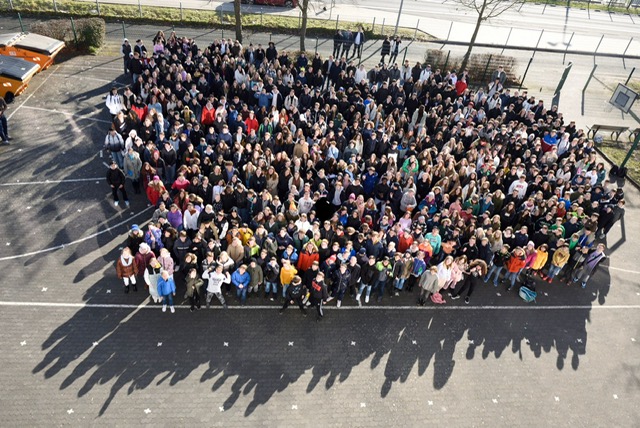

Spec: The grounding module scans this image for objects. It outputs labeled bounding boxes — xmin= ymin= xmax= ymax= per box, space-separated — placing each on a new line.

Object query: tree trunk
xmin=299 ymin=0 xmax=309 ymax=52
xmin=234 ymin=0 xmax=243 ymax=43
xmin=460 ymin=0 xmax=487 ymax=73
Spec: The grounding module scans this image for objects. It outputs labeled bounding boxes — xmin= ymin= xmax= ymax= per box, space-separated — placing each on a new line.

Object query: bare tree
xmin=457 ymin=0 xmax=524 ymax=73
xmin=234 ymin=0 xmax=243 ymax=43
xmin=298 ymin=0 xmax=310 ymax=52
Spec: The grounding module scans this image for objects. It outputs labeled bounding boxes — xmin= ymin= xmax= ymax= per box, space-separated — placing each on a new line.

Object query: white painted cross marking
xmin=67 ymin=409 xmax=74 ymax=414
xmin=223 ymin=342 xmax=229 ymax=347
xmin=468 ymin=340 xmax=474 ymax=345
xmin=632 ymin=338 xmax=636 ymax=342
xmin=427 ymin=401 xmax=433 ymax=406
xmin=555 ymin=396 xmax=560 ymax=402
xmin=613 ymin=394 xmax=619 ymax=399
xmin=219 ymin=406 xmax=224 ymax=412
xmin=144 ymin=408 xmax=151 ymax=414
xmin=351 ymin=341 xmax=356 ymax=346
xmin=360 ymin=402 xmax=366 ymax=408
xmin=157 ymin=342 xmax=162 ymax=347
xmin=20 ymin=340 xmax=26 ymax=346
xmin=576 ymin=338 xmax=583 ymax=343
xmin=412 ymin=340 xmax=417 ymax=345
xmin=41 ymin=287 xmax=47 ymax=292
xmin=291 ymin=404 xmax=298 ymax=410
xmin=106 ymin=290 xmax=111 ymax=294
xmin=288 ymin=341 xmax=294 ymax=346
xmin=92 ymin=341 xmax=99 ymax=347
xmin=492 ymin=398 xmax=498 ymax=403
xmin=496 ymin=293 xmax=501 ymax=297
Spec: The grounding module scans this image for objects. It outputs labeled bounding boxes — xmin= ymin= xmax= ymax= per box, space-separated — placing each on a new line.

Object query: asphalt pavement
xmin=0 ymin=18 xmax=639 ymax=427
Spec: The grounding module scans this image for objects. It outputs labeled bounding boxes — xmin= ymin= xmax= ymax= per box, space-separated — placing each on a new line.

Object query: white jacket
xmin=202 ymin=270 xmax=231 ymax=294
xmin=106 ymin=94 xmax=124 ymax=115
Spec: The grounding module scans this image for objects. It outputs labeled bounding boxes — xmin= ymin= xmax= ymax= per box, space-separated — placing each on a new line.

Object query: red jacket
xmin=201 ymin=105 xmax=216 ymax=126
xmin=505 ymin=253 xmax=526 ymax=273
xmin=297 ymin=251 xmax=319 ymax=272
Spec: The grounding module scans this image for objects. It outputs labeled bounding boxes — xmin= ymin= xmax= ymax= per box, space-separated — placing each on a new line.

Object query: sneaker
xmin=114 ymin=201 xmax=119 ymax=207
xmin=450 ymin=294 xmax=460 ymax=300
xmin=269 ymin=297 xmax=275 ymax=302
xmin=190 ymin=307 xmax=195 ymax=313
xmin=493 ymin=282 xmax=498 ymax=287
xmin=206 ymin=302 xmax=210 ymax=309
xmin=394 ymin=292 xmax=399 ymax=297
xmin=326 ymin=296 xmax=334 ymax=302
xmin=337 ymin=300 xmax=341 ymax=308
xmin=365 ymin=295 xmax=370 ymax=304
xmin=546 ymin=277 xmax=552 ymax=283
xmin=223 ymin=303 xmax=228 ymax=309
xmin=125 ymin=201 xmax=130 ymax=207
xmin=162 ymin=305 xmax=167 ymax=312
xmin=464 ymin=297 xmax=470 ymax=304
xmin=355 ymin=294 xmax=361 ymax=301
xmin=581 ymin=282 xmax=587 ymax=289
xmin=279 ymin=308 xmax=284 ymax=315
xmin=357 ymin=299 xmax=362 ymax=307
xmin=170 ymin=306 xmax=175 ymax=313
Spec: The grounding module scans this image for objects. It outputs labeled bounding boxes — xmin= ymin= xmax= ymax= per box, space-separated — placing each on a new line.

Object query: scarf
xmin=120 ymin=255 xmax=133 ymax=267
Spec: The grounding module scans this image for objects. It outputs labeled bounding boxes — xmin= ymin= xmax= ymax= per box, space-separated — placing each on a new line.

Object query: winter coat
xmin=381 ymin=40 xmax=391 ymax=56
xmin=531 ymin=249 xmax=548 ymax=271
xmin=551 ymin=247 xmax=570 ymax=267
xmin=419 ymin=271 xmax=439 ymax=293
xmin=247 ymin=264 xmax=264 ymax=287
xmin=116 ymin=255 xmax=138 ymax=278
xmin=297 ymin=250 xmax=319 ymax=272
xmin=231 ymin=269 xmax=251 ymax=288
xmin=505 ymin=253 xmax=526 ymax=273
xmin=185 ymin=276 xmax=204 ymax=298
xmin=157 ymin=276 xmax=176 ymax=296
xmin=123 ymin=153 xmax=142 ymax=180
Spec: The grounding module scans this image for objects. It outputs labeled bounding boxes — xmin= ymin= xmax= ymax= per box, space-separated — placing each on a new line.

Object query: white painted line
xmin=1 ymin=301 xmax=640 ymax=310
xmin=7 ymin=65 xmax=60 ymax=120
xmin=50 ymin=73 xmax=125 ymax=86
xmin=0 ymin=206 xmax=153 ymax=261
xmin=57 ymin=64 xmax=124 ymax=72
xmin=0 ymin=178 xmax=105 ymax=186
xmin=605 ymin=266 xmax=640 ymax=275
xmin=19 ymin=106 xmax=112 ymax=124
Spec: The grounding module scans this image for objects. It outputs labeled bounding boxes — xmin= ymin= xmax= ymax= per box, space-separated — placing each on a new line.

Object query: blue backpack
xmin=519 ymin=286 xmax=537 ymax=303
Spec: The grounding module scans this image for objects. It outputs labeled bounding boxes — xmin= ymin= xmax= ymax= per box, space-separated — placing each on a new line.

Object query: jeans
xmin=504 ymin=271 xmax=519 ymax=289
xmin=206 ymin=291 xmax=225 ymax=306
xmin=111 ymin=150 xmax=124 ymax=169
xmin=165 ymin=164 xmax=176 ymax=186
xmin=162 ymin=294 xmax=174 ymax=306
xmin=547 ymin=264 xmax=563 ymax=279
xmin=236 ymin=286 xmax=248 ymax=304
xmin=357 ymin=282 xmax=372 ymax=299
xmin=282 ymin=283 xmax=290 ymax=298
xmin=264 ymin=281 xmax=278 ymax=296
xmin=394 ymin=278 xmax=406 ymax=290
xmin=484 ymin=265 xmax=504 ymax=285
xmin=374 ymin=279 xmax=387 ymax=299
xmin=0 ymin=114 xmax=8 ymax=140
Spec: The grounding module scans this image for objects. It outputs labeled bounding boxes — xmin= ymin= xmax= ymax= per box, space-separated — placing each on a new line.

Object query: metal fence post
xmin=372 ymin=17 xmax=376 ymax=33
xmin=624 ymin=67 xmax=635 ymax=85
xmin=443 ymin=50 xmax=450 ymax=71
xmin=501 ymin=27 xmax=513 ymax=55
xmin=446 ymin=21 xmax=453 ymax=42
xmin=519 ymin=56 xmax=533 ymax=90
xmin=122 ymin=21 xmax=126 ymax=39
xmin=53 ymin=0 xmax=58 ymax=12
xmin=481 ymin=54 xmax=492 ymax=83
xmin=381 ymin=18 xmax=385 ymax=34
xmin=180 ymin=2 xmax=183 ymax=21
xmin=622 ymin=37 xmax=633 ymax=69
xmin=8 ymin=0 xmax=13 ymax=10
xmin=593 ymin=34 xmax=604 ymax=65
xmin=531 ymin=29 xmax=544 ymax=59
xmin=402 ymin=46 xmax=408 ymax=63
xmin=563 ymin=32 xmax=575 ymax=65
xmin=414 ymin=19 xmax=419 ymax=39
xmin=299 ymin=12 xmax=301 ymax=28
xmin=70 ymin=17 xmax=78 ymax=45
xmin=315 ymin=37 xmax=318 ymax=52
xmin=17 ymin=12 xmax=24 ymax=32
xmin=581 ymin=63 xmax=597 ymax=116
xmin=219 ymin=9 xmax=223 ymax=24
xmin=336 ymin=15 xmax=339 ymax=30
xmin=261 ymin=11 xmax=263 ymax=26
xmin=96 ymin=0 xmax=101 ymax=15
xmin=138 ymin=0 xmax=142 ymax=18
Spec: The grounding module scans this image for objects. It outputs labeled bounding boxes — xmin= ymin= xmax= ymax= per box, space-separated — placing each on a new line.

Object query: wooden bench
xmin=629 ymin=127 xmax=640 ymax=142
xmin=588 ymin=124 xmax=629 ymax=141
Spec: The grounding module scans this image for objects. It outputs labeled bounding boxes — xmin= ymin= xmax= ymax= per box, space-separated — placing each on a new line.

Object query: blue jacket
xmin=231 ymin=270 xmax=251 ymax=288
xmin=254 ymin=91 xmax=273 ymax=108
xmin=157 ymin=276 xmax=176 ymax=296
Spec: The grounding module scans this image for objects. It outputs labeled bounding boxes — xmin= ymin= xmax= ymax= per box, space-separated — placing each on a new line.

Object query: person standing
xmin=450 ymin=260 xmax=487 ymax=304
xmin=570 ymin=243 xmax=606 ymax=288
xmin=0 ymin=96 xmax=11 ymax=144
xmin=309 ymin=271 xmax=329 ymax=321
xmin=157 ymin=270 xmax=177 ymax=313
xmin=418 ymin=266 xmax=439 ymax=305
xmin=104 ymin=128 xmax=125 ymax=169
xmin=116 ymin=247 xmax=138 ymax=293
xmin=106 ymin=160 xmax=129 ymax=207
xmin=280 ymin=275 xmax=307 ymax=315
xmin=231 ymin=264 xmax=251 ymax=306
xmin=279 ymin=259 xmax=298 ymax=299
xmin=121 ymin=38 xmax=132 ymax=74
xmin=380 ymin=36 xmax=391 ymax=64
xmin=352 ymin=26 xmax=366 ymax=59
xmin=389 ymin=36 xmax=401 ymax=64
xmin=143 ymin=257 xmax=163 ymax=303
xmin=333 ymin=30 xmax=343 ymax=58
xmin=123 ymin=147 xmax=142 ymax=194
xmin=202 ymin=264 xmax=229 ymax=309
xmin=356 ymin=255 xmax=377 ymax=305
xmin=327 ymin=262 xmax=351 ymax=308
xmin=185 ymin=268 xmax=204 ymax=312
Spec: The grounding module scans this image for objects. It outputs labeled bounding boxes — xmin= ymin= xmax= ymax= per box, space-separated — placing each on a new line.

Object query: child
xmin=116 ymin=247 xmax=138 ymax=293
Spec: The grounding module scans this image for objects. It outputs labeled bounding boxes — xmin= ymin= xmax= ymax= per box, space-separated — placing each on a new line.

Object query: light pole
xmin=394 ymin=0 xmax=405 ymax=36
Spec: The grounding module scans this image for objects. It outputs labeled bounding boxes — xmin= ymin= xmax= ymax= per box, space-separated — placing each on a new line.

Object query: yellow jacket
xmin=280 ymin=265 xmax=298 ymax=285
xmin=532 ymin=249 xmax=548 ymax=271
xmin=552 ymin=247 xmax=570 ymax=267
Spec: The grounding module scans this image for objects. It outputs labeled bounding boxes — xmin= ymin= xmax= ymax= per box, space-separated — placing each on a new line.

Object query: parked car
xmin=0 ymin=32 xmax=65 ymax=71
xmin=0 ymin=55 xmax=40 ymax=103
xmin=240 ymin=0 xmax=297 ymax=7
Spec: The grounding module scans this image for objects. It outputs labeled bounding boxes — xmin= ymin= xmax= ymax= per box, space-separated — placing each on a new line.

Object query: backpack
xmin=519 ymin=285 xmax=537 ymax=303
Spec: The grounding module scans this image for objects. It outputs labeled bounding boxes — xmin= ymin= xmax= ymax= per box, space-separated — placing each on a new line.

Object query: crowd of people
xmin=107 ymin=29 xmax=625 ymax=318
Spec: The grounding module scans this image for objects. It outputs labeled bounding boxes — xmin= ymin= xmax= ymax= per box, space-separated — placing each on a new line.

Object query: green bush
xmin=424 ymin=49 xmax=518 ymax=87
xmin=30 ymin=17 xmax=105 ymax=54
